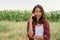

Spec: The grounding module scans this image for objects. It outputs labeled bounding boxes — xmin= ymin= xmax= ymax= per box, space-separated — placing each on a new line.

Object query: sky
xmin=0 ymin=0 xmax=60 ymax=12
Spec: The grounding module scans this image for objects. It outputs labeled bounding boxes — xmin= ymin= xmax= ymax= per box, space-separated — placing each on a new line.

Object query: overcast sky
xmin=0 ymin=0 xmax=60 ymax=12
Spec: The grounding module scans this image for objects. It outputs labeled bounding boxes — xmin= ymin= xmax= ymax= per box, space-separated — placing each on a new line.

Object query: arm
xmin=27 ymin=21 xmax=33 ymax=38
xmin=27 ymin=14 xmax=35 ymax=38
xmin=44 ymin=21 xmax=50 ymax=40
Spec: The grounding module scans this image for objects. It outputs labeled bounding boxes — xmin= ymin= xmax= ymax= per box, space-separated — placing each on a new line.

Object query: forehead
xmin=35 ymin=7 xmax=41 ymax=11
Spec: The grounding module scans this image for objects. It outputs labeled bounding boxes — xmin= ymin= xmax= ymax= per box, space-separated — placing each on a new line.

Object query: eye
xmin=36 ymin=11 xmax=38 ymax=13
xmin=39 ymin=11 xmax=42 ymax=13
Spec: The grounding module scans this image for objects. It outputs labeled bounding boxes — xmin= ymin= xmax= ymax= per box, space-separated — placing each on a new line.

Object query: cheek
xmin=38 ymin=14 xmax=42 ymax=17
xmin=40 ymin=14 xmax=42 ymax=17
xmin=39 ymin=13 xmax=42 ymax=16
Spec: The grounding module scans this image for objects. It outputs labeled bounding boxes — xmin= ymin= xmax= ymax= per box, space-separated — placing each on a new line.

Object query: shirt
xmin=27 ymin=21 xmax=50 ymax=40
xmin=35 ymin=24 xmax=44 ymax=36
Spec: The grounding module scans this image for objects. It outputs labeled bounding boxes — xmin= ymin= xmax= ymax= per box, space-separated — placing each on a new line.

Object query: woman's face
xmin=34 ymin=7 xmax=42 ymax=19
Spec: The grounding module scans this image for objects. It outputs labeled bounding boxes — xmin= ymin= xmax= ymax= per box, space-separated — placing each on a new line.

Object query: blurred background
xmin=0 ymin=0 xmax=60 ymax=40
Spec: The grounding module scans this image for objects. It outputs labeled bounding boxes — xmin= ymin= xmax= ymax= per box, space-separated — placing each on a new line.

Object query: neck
xmin=36 ymin=17 xmax=39 ymax=24
xmin=36 ymin=17 xmax=39 ymax=21
xmin=37 ymin=18 xmax=39 ymax=22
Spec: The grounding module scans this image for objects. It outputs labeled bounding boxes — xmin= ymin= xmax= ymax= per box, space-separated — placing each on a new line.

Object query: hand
xmin=33 ymin=36 xmax=44 ymax=40
xmin=29 ymin=13 xmax=35 ymax=22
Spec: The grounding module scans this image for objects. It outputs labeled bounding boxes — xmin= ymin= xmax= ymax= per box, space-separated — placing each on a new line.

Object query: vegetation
xmin=0 ymin=10 xmax=60 ymax=22
xmin=0 ymin=10 xmax=60 ymax=40
xmin=0 ymin=21 xmax=60 ymax=40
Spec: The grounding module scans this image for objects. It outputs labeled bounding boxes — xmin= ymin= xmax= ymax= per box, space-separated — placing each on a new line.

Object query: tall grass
xmin=0 ymin=21 xmax=60 ymax=40
xmin=0 ymin=21 xmax=28 ymax=40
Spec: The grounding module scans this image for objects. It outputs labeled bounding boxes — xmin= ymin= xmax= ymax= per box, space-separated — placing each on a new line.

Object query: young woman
xmin=27 ymin=5 xmax=50 ymax=40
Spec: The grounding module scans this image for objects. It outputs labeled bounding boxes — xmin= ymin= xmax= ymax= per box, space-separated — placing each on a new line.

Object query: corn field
xmin=45 ymin=11 xmax=60 ymax=21
xmin=0 ymin=10 xmax=60 ymax=22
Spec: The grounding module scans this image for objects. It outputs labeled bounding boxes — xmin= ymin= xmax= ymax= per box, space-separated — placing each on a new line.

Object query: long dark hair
xmin=32 ymin=5 xmax=46 ymax=25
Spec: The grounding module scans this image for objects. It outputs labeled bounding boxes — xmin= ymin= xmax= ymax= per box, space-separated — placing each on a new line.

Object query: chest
xmin=35 ymin=24 xmax=44 ymax=33
xmin=35 ymin=24 xmax=44 ymax=36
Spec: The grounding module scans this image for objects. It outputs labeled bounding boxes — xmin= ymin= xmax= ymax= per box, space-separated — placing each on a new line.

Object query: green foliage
xmin=45 ymin=11 xmax=60 ymax=22
xmin=0 ymin=10 xmax=32 ymax=22
xmin=23 ymin=10 xmax=31 ymax=21
xmin=0 ymin=10 xmax=60 ymax=22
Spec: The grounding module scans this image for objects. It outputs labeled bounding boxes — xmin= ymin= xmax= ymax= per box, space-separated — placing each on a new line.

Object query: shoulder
xmin=27 ymin=20 xmax=30 ymax=24
xmin=44 ymin=20 xmax=49 ymax=27
xmin=44 ymin=19 xmax=49 ymax=24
